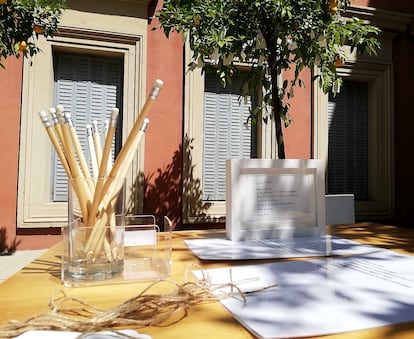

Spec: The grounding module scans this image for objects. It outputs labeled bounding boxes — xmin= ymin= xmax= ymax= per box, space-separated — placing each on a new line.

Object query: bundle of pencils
xmin=39 ymin=79 xmax=164 ymax=261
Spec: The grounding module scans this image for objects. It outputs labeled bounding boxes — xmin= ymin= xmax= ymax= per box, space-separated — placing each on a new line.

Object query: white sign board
xmin=226 ymin=159 xmax=325 ymax=240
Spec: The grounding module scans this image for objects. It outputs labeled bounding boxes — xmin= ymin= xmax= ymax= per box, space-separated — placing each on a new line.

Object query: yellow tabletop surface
xmin=2 ymin=223 xmax=414 ymax=339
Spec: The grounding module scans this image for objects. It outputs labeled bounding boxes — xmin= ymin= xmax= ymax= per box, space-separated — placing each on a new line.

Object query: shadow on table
xmin=332 ymin=222 xmax=414 ymax=254
xmin=21 ymin=256 xmax=61 ymax=279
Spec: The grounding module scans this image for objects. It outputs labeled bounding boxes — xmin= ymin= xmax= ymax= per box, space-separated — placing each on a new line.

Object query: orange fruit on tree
xmin=334 ymin=57 xmax=344 ymax=67
xmin=0 ymin=0 xmax=7 ymax=4
xmin=329 ymin=0 xmax=338 ymax=14
xmin=18 ymin=41 xmax=27 ymax=52
xmin=33 ymin=25 xmax=44 ymax=34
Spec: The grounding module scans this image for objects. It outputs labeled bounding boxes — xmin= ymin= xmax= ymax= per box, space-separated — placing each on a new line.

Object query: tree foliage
xmin=157 ymin=0 xmax=380 ymax=158
xmin=0 ymin=0 xmax=65 ymax=68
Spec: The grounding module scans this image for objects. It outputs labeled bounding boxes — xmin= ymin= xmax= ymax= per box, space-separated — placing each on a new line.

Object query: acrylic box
xmin=61 ymin=215 xmax=172 ymax=287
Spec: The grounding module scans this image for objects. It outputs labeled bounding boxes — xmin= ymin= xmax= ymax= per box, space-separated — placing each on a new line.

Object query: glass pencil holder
xmin=62 ymin=213 xmax=172 ymax=287
xmin=62 ymin=177 xmax=126 ymax=286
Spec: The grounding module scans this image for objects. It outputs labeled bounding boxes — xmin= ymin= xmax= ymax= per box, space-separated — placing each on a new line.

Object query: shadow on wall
xmin=142 ymin=139 xmax=183 ymax=229
xmin=137 ymin=135 xmax=214 ymax=230
xmin=0 ymin=227 xmax=21 ymax=254
xmin=127 ymin=171 xmax=146 ymax=217
xmin=181 ymin=135 xmax=220 ymax=226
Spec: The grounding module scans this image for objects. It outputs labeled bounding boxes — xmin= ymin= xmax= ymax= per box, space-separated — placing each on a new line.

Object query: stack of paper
xmin=192 ymin=243 xmax=414 ymax=338
xmin=185 ymin=235 xmax=375 ymax=260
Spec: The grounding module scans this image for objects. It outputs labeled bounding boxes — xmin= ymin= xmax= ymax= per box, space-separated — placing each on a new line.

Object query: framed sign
xmin=226 ymin=159 xmax=326 ymax=240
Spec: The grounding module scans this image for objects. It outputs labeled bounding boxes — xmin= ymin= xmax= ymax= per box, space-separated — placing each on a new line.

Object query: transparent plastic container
xmin=62 ymin=215 xmax=172 ymax=287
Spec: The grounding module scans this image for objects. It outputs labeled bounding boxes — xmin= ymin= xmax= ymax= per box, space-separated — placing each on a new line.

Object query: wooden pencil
xmin=108 ymin=80 xmax=163 ymax=181
xmin=86 ymin=124 xmax=99 ymax=178
xmin=98 ymin=108 xmax=119 ymax=179
xmin=38 ymin=111 xmax=72 ymax=177
xmin=88 ymin=108 xmax=119 ymax=235
xmin=92 ymin=120 xmax=103 ymax=166
xmin=87 ymin=80 xmax=163 ymax=228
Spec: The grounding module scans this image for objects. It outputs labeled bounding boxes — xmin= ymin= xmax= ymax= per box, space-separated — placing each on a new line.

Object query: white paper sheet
xmin=192 ymin=248 xmax=414 ymax=338
xmin=185 ymin=235 xmax=378 ymax=260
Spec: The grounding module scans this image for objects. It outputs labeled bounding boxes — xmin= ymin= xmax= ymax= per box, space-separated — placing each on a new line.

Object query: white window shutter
xmin=53 ymin=54 xmax=122 ymax=201
xmin=203 ymin=73 xmax=253 ymax=201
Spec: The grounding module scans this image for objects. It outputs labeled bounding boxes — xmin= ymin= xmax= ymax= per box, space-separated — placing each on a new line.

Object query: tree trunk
xmin=260 ymin=17 xmax=286 ymax=159
xmin=269 ymin=59 xmax=286 ymax=159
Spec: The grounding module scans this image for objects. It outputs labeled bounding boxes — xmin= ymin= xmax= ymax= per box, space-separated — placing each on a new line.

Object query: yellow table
xmin=2 ymin=223 xmax=414 ymax=338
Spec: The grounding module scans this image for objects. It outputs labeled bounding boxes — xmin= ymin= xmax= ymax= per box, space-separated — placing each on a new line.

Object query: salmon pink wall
xmin=144 ymin=0 xmax=183 ymax=227
xmin=0 ymin=58 xmax=22 ymax=250
xmin=283 ymin=68 xmax=312 ymax=159
xmin=0 ymin=58 xmax=61 ymax=250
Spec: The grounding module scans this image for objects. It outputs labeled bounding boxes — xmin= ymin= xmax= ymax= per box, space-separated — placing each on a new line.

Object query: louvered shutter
xmin=327 ymin=81 xmax=368 ymax=200
xmin=52 ymin=54 xmax=123 ymax=201
xmin=203 ymin=73 xmax=253 ymax=201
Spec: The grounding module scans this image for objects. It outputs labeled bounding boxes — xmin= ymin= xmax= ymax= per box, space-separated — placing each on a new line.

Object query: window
xmin=313 ymin=57 xmax=394 ymax=220
xmin=327 ymin=80 xmax=368 ymax=200
xmin=17 ymin=5 xmax=148 ymax=228
xmin=183 ymin=49 xmax=275 ymax=223
xmin=314 ymin=3 xmax=414 ymax=220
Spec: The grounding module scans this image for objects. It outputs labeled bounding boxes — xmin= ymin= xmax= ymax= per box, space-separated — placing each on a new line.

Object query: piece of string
xmin=0 ymin=267 xmax=278 ymax=338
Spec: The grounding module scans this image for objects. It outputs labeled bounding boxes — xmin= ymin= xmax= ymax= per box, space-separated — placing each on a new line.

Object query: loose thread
xmin=0 ymin=271 xmax=278 ymax=338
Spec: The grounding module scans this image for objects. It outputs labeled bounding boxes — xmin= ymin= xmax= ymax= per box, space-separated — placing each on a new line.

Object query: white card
xmin=226 ymin=159 xmax=326 ymax=240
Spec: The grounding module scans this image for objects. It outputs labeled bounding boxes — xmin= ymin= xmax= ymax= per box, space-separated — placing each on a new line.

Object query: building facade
xmin=0 ymin=0 xmax=413 ymax=250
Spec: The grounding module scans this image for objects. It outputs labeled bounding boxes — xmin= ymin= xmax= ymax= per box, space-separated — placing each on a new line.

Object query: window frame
xmin=182 ymin=47 xmax=276 ymax=224
xmin=17 ymin=13 xmax=147 ymax=228
xmin=313 ymin=49 xmax=394 ymax=220
xmin=315 ymin=4 xmax=414 ymax=220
